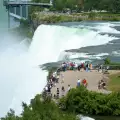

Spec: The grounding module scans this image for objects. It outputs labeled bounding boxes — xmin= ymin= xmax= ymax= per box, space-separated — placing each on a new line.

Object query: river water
xmin=0 ymin=1 xmax=120 ymax=120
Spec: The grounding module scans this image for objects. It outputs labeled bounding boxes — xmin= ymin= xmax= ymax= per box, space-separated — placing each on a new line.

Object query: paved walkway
xmin=51 ymin=70 xmax=112 ymax=97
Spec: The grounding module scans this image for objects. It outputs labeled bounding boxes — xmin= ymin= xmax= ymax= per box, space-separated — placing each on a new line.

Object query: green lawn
xmin=108 ymin=73 xmax=120 ymax=92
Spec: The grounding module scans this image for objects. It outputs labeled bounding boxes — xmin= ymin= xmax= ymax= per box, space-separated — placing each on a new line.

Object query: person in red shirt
xmin=81 ymin=63 xmax=84 ymax=68
xmin=82 ymin=78 xmax=88 ymax=87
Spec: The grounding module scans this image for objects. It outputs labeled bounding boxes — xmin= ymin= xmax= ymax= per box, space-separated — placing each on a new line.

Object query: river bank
xmin=30 ymin=12 xmax=120 ymax=30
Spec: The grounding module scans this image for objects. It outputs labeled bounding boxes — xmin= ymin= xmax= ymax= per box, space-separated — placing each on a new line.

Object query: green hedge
xmin=103 ymin=65 xmax=120 ymax=70
xmin=108 ymin=65 xmax=120 ymax=70
xmin=59 ymin=86 xmax=120 ymax=116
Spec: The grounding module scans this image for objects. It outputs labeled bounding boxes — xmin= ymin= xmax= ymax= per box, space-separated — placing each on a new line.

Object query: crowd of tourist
xmin=57 ymin=62 xmax=93 ymax=72
xmin=42 ymin=62 xmax=92 ymax=99
xmin=43 ymin=70 xmax=72 ymax=99
xmin=42 ymin=61 xmax=108 ymax=99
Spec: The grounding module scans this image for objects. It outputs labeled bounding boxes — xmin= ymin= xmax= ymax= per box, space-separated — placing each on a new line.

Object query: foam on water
xmin=112 ymin=50 xmax=120 ymax=56
xmin=67 ymin=52 xmax=109 ymax=60
xmin=80 ymin=23 xmax=119 ymax=34
xmin=0 ymin=24 xmax=118 ymax=117
xmin=95 ymin=23 xmax=120 ymax=33
xmin=72 ymin=22 xmax=120 ymax=34
xmin=29 ymin=24 xmax=117 ymax=65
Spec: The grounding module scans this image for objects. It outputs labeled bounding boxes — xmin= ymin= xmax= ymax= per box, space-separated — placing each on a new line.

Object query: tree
xmin=77 ymin=0 xmax=84 ymax=11
xmin=1 ymin=94 xmax=76 ymax=120
xmin=84 ymin=0 xmax=101 ymax=11
xmin=110 ymin=0 xmax=120 ymax=13
xmin=1 ymin=109 xmax=21 ymax=120
xmin=65 ymin=0 xmax=77 ymax=12
xmin=104 ymin=57 xmax=111 ymax=65
xmin=53 ymin=0 xmax=66 ymax=11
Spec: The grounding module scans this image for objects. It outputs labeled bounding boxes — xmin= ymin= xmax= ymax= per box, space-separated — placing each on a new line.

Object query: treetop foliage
xmin=31 ymin=0 xmax=120 ymax=13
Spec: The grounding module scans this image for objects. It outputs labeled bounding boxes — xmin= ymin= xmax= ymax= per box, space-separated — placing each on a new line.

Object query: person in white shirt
xmin=61 ymin=73 xmax=64 ymax=83
xmin=77 ymin=79 xmax=81 ymax=87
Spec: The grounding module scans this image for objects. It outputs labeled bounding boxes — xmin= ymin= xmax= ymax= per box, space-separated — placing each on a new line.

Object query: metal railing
xmin=3 ymin=0 xmax=52 ymax=6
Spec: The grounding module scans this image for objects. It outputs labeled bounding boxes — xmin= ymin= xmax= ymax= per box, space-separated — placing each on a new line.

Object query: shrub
xmin=20 ymin=19 xmax=30 ymax=28
xmin=108 ymin=65 xmax=120 ymax=70
xmin=59 ymin=86 xmax=120 ymax=116
xmin=88 ymin=12 xmax=96 ymax=19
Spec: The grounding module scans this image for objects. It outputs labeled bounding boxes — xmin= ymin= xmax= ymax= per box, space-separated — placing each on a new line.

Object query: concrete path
xmin=51 ymin=70 xmax=112 ymax=96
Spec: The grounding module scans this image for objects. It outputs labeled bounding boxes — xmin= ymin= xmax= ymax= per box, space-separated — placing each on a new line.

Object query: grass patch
xmin=108 ymin=73 xmax=120 ymax=92
xmin=32 ymin=12 xmax=120 ymax=24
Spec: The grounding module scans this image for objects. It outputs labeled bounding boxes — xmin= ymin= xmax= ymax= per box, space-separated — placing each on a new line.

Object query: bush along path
xmin=59 ymin=86 xmax=120 ymax=116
